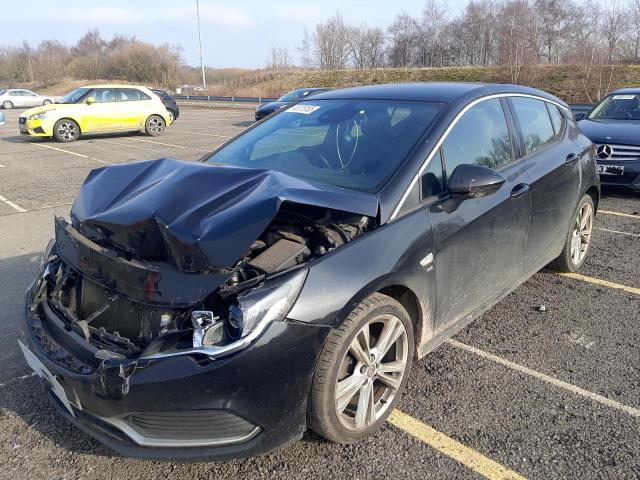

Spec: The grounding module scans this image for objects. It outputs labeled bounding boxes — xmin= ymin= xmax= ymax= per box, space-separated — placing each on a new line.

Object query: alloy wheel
xmin=148 ymin=117 xmax=165 ymax=135
xmin=570 ymin=202 xmax=593 ymax=266
xmin=334 ymin=313 xmax=409 ymax=431
xmin=57 ymin=122 xmax=78 ymax=141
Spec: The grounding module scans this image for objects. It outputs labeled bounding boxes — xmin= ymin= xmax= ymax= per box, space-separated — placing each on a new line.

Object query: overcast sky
xmin=6 ymin=0 xmax=476 ymax=68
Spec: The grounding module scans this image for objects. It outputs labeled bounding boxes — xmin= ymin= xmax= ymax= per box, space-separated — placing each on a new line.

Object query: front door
xmin=424 ymin=98 xmax=532 ymax=332
xmin=83 ymin=88 xmax=120 ymax=132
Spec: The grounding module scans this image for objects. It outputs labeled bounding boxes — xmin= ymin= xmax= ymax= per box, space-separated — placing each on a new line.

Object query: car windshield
xmin=205 ymin=99 xmax=443 ymax=192
xmin=57 ymin=87 xmax=90 ymax=104
xmin=589 ymin=94 xmax=640 ymax=120
xmin=278 ymin=90 xmax=305 ymax=102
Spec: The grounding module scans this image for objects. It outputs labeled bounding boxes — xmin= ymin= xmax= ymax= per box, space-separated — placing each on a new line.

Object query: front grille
xmin=596 ymin=144 xmax=640 ymax=161
xmin=124 ymin=410 xmax=259 ymax=443
xmin=18 ymin=117 xmax=26 ymax=125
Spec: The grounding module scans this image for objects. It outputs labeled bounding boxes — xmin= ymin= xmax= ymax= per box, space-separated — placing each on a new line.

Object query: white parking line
xmin=596 ymin=227 xmax=640 ymax=238
xmin=447 ymin=340 xmax=640 ymax=418
xmin=131 ymin=138 xmax=209 ymax=152
xmin=0 ymin=163 xmax=5 ymax=167
xmin=27 ymin=142 xmax=112 ymax=165
xmin=0 ymin=194 xmax=27 ymax=213
xmin=599 ymin=209 xmax=640 ymax=220
xmin=101 ymin=139 xmax=162 ymax=152
xmin=169 ymin=128 xmax=231 ymax=139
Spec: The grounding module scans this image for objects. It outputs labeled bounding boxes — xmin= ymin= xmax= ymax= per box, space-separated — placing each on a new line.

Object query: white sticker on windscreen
xmin=286 ymin=104 xmax=321 ymax=114
xmin=612 ymin=94 xmax=637 ymax=100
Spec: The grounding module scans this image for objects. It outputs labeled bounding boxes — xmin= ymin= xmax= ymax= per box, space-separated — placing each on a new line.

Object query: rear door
xmin=424 ymin=98 xmax=532 ymax=332
xmin=117 ymin=88 xmax=154 ymax=130
xmin=508 ymin=97 xmax=582 ymax=272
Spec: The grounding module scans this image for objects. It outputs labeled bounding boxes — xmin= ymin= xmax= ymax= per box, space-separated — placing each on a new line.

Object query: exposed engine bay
xmin=30 ymin=203 xmax=375 ymax=366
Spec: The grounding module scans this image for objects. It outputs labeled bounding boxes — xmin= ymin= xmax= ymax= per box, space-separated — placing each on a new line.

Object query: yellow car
xmin=18 ymin=85 xmax=172 ymax=142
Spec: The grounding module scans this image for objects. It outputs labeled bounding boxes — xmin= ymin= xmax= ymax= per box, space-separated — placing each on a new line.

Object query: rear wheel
xmin=53 ymin=119 xmax=80 ymax=142
xmin=43 ymin=99 xmax=52 ymax=105
xmin=145 ymin=115 xmax=165 ymax=136
xmin=549 ymin=194 xmax=594 ymax=272
xmin=168 ymin=110 xmax=176 ymax=123
xmin=308 ymin=293 xmax=414 ymax=444
xmin=2 ymin=101 xmax=13 ymax=109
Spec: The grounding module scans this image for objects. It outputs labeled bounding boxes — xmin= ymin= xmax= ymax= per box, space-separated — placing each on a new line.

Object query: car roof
xmin=84 ymin=84 xmax=147 ymax=89
xmin=608 ymin=88 xmax=640 ymax=95
xmin=308 ymin=82 xmax=566 ymax=106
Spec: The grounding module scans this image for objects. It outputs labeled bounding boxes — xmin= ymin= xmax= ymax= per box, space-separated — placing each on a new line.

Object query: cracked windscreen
xmin=205 ymin=99 xmax=443 ymax=193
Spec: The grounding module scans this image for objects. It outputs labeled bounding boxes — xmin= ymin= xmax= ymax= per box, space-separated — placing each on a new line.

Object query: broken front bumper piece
xmin=21 ymin=279 xmax=330 ymax=460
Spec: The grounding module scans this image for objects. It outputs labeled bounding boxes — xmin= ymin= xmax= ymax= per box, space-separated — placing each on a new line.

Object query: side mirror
xmin=448 ymin=164 xmax=505 ymax=199
xmin=574 ymin=112 xmax=586 ymax=121
xmin=85 ymin=97 xmax=95 ymax=105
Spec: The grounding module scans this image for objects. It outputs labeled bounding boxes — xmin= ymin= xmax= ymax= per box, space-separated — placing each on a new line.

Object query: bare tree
xmin=387 ymin=13 xmax=420 ymax=67
xmin=415 ymin=0 xmax=449 ymax=67
xmin=311 ymin=13 xmax=351 ymax=70
xmin=603 ymin=0 xmax=630 ymax=61
xmin=298 ymin=28 xmax=313 ymax=68
xmin=348 ymin=24 xmax=386 ymax=68
xmin=267 ymin=45 xmax=291 ymax=70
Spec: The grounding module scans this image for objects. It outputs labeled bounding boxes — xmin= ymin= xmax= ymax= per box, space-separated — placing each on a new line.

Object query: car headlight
xmin=30 ymin=111 xmax=51 ymax=120
xmin=227 ymin=267 xmax=307 ymax=340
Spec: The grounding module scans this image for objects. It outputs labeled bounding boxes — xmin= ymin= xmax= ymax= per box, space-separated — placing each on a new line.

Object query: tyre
xmin=2 ymin=101 xmax=13 ymax=109
xmin=145 ymin=115 xmax=165 ymax=136
xmin=53 ymin=119 xmax=80 ymax=143
xmin=308 ymin=292 xmax=414 ymax=444
xmin=549 ymin=194 xmax=594 ymax=272
xmin=43 ymin=99 xmax=52 ymax=105
xmin=168 ymin=110 xmax=175 ymax=123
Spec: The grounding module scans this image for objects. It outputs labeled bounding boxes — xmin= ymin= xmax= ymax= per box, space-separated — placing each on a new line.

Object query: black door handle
xmin=510 ymin=183 xmax=530 ymax=198
xmin=566 ymin=152 xmax=579 ymax=163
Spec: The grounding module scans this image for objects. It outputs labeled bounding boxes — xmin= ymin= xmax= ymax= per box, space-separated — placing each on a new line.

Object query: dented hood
xmin=71 ymin=158 xmax=379 ymax=271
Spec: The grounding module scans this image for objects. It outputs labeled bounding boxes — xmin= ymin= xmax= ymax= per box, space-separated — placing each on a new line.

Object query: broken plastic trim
xmin=141 ymin=267 xmax=308 ymax=360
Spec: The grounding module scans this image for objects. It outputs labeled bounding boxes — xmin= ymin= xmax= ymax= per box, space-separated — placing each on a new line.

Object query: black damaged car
xmin=20 ymin=83 xmax=599 ymax=460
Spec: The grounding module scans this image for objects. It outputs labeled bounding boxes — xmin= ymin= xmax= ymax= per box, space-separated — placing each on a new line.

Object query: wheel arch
xmin=585 ymin=185 xmax=600 ymax=213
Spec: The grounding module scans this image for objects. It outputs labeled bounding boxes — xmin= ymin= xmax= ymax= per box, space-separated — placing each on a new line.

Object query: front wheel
xmin=145 ymin=115 xmax=165 ymax=136
xmin=53 ymin=119 xmax=80 ymax=142
xmin=549 ymin=194 xmax=594 ymax=272
xmin=308 ymin=293 xmax=414 ymax=444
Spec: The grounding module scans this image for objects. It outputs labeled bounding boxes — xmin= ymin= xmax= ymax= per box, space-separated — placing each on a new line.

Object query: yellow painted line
xmin=448 ymin=340 xmax=640 ymax=418
xmin=0 ymin=194 xmax=27 ymax=213
xmin=599 ymin=209 xmax=640 ymax=220
xmin=28 ymin=142 xmax=112 ymax=165
xmin=130 ymin=138 xmax=209 ymax=152
xmin=389 ymin=410 xmax=526 ymax=480
xmin=559 ymin=272 xmax=640 ymax=296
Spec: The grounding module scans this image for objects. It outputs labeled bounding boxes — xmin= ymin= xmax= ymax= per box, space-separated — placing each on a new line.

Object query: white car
xmin=0 ymin=89 xmax=54 ymax=109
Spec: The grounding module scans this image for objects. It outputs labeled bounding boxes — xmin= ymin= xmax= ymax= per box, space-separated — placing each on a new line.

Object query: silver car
xmin=0 ymin=89 xmax=54 ymax=109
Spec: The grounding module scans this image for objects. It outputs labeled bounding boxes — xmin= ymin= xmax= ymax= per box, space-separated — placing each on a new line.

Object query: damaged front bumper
xmin=21 ymin=281 xmax=330 ymax=460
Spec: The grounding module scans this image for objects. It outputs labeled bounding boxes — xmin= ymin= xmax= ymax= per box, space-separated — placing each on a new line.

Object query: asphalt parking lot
xmin=0 ymin=106 xmax=639 ymax=480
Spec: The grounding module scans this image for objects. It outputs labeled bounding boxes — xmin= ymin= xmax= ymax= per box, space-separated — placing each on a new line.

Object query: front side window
xmin=511 ymin=97 xmax=556 ymax=155
xmin=92 ymin=89 xmax=119 ymax=103
xmin=205 ymin=99 xmax=443 ymax=193
xmin=119 ymin=88 xmax=151 ymax=101
xmin=589 ymin=94 xmax=640 ymax=120
xmin=441 ymin=98 xmax=512 ymax=174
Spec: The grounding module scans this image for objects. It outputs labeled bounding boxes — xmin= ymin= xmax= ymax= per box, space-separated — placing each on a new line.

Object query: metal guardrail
xmin=174 ymin=95 xmax=277 ymax=104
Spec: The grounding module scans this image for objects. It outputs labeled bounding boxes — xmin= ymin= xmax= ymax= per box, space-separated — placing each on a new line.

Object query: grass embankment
xmin=7 ymin=65 xmax=640 ymax=103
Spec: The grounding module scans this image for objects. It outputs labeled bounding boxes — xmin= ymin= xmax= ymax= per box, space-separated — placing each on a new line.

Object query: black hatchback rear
xmin=151 ymin=89 xmax=179 ymax=122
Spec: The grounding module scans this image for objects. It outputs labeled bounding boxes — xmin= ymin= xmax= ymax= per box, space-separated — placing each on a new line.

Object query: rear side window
xmin=546 ymin=103 xmax=566 ymax=139
xmin=441 ymin=98 xmax=513 ymax=173
xmin=511 ymin=97 xmax=555 ymax=155
xmin=119 ymin=88 xmax=151 ymax=101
